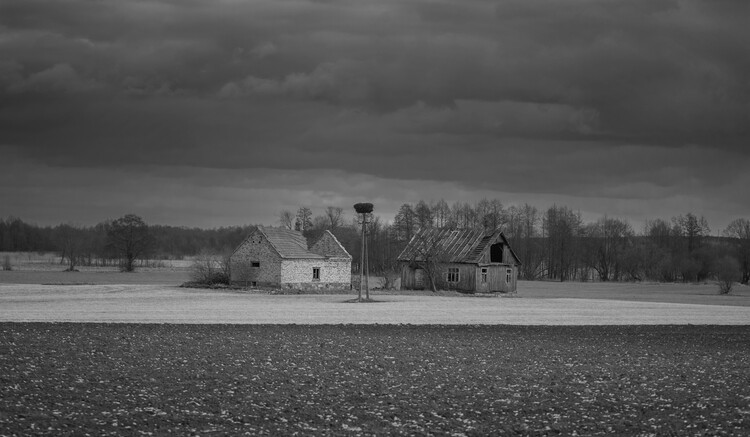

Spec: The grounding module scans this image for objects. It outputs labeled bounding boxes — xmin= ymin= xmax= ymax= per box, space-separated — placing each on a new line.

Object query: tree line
xmin=3 ymin=201 xmax=749 ymax=287
xmin=0 ymin=216 xmax=256 ymax=269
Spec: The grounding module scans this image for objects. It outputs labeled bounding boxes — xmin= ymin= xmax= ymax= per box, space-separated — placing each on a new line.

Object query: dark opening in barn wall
xmin=415 ymin=268 xmax=425 ymax=289
xmin=490 ymin=243 xmax=504 ymax=263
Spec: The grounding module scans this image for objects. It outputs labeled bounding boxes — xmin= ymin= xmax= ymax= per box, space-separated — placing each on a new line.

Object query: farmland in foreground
xmin=1 ymin=324 xmax=749 ymax=436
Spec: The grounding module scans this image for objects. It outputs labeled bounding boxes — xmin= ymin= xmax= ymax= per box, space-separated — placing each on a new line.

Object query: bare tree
xmin=723 ymin=218 xmax=750 ymax=284
xmin=451 ymin=202 xmax=478 ymax=229
xmin=406 ymin=230 xmax=450 ymax=293
xmin=516 ymin=204 xmax=543 ymax=279
xmin=488 ymin=199 xmax=505 ymax=231
xmin=643 ymin=218 xmax=680 ymax=282
xmin=584 ymin=217 xmax=633 ymax=281
xmin=378 ymin=267 xmax=400 ymax=290
xmin=543 ymin=205 xmax=583 ymax=281
xmin=295 ymin=207 xmax=313 ymax=231
xmin=56 ymin=223 xmax=85 ymax=271
xmin=449 ymin=201 xmax=463 ymax=228
xmin=475 ymin=198 xmax=506 ymax=232
xmin=279 ymin=210 xmax=294 ymax=229
xmin=414 ymin=200 xmax=433 ymax=230
xmin=645 ymin=218 xmax=678 ymax=249
xmin=312 ymin=215 xmax=329 ymax=231
xmin=394 ymin=203 xmax=416 ymax=243
xmin=716 ymin=256 xmax=741 ymax=294
xmin=431 ymin=199 xmax=450 ymax=228
xmin=466 ymin=202 xmax=480 ymax=229
xmin=107 ymin=214 xmax=151 ymax=272
xmin=191 ymin=251 xmax=230 ymax=285
xmin=476 ymin=198 xmax=492 ymax=231
xmin=673 ymin=213 xmax=710 ymax=253
xmin=324 ymin=206 xmax=344 ymax=230
xmin=505 ymin=205 xmax=523 ymax=239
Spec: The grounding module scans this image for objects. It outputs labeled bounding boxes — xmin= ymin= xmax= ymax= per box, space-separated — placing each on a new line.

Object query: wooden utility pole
xmin=353 ymin=203 xmax=373 ymax=302
xmin=357 ymin=214 xmax=367 ymax=302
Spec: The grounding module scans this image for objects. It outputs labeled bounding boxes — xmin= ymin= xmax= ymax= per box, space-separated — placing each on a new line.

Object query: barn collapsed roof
xmin=396 ymin=228 xmax=521 ymax=265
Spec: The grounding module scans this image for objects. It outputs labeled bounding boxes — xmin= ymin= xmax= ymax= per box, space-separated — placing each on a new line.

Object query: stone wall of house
xmin=310 ymin=231 xmax=351 ymax=259
xmin=230 ymin=231 xmax=282 ymax=286
xmin=280 ymin=259 xmax=352 ymax=290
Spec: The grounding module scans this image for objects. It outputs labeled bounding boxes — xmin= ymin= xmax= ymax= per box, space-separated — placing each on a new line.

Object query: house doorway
xmin=477 ymin=267 xmax=489 ymax=292
xmin=414 ymin=268 xmax=425 ymax=289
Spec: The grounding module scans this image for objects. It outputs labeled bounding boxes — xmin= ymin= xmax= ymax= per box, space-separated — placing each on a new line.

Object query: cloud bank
xmin=1 ymin=0 xmax=748 ymax=227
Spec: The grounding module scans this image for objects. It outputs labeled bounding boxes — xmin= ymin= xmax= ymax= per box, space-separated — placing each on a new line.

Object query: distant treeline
xmin=0 ymin=216 xmax=255 ymax=261
xmin=3 ymin=200 xmax=750 ymax=285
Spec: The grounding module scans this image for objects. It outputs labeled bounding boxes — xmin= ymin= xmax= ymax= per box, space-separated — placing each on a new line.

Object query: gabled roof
xmin=397 ymin=228 xmax=521 ymax=265
xmin=257 ymin=226 xmax=324 ymax=259
xmin=310 ymin=230 xmax=352 ymax=259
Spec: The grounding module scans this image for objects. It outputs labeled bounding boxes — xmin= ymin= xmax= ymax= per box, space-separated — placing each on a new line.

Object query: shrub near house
xmin=230 ymin=226 xmax=352 ymax=290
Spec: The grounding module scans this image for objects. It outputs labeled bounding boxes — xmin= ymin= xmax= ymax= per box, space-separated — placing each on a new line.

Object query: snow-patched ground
xmin=1 ymin=283 xmax=749 ymax=325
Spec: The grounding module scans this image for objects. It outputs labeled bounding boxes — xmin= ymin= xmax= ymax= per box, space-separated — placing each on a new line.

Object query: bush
xmin=2 ymin=255 xmax=11 ymax=271
xmin=376 ymin=268 xmax=400 ymax=290
xmin=190 ymin=253 xmax=230 ymax=286
xmin=716 ymin=256 xmax=741 ymax=294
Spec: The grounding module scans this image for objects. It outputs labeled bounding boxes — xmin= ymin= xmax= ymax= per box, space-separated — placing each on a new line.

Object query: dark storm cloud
xmin=1 ymin=0 xmax=749 ymax=226
xmin=2 ymin=0 xmax=748 ymax=142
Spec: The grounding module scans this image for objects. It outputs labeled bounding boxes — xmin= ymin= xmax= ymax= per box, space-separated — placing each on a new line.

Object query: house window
xmin=313 ymin=267 xmax=320 ymax=281
xmin=481 ymin=268 xmax=488 ymax=284
xmin=251 ymin=262 xmax=260 ymax=268
xmin=447 ymin=267 xmax=460 ymax=283
xmin=506 ymin=269 xmax=512 ymax=283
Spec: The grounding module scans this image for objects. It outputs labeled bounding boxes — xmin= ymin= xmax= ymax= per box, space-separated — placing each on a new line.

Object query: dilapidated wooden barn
xmin=397 ymin=228 xmax=521 ymax=293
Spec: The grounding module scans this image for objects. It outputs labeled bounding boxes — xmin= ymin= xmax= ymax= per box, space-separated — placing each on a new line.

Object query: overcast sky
xmin=1 ymin=0 xmax=748 ymax=231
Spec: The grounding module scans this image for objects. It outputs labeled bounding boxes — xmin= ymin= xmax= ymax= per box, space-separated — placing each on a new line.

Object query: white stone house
xmin=230 ymin=226 xmax=352 ymax=290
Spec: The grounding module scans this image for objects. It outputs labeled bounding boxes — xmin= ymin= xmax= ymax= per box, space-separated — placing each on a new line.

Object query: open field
xmin=2 ymin=264 xmax=748 ymax=304
xmin=0 ymin=270 xmax=191 ymax=285
xmin=517 ymin=280 xmax=750 ymax=307
xmin=0 ymin=251 xmax=192 ymax=285
xmin=0 ymin=251 xmax=195 ymax=271
xmin=1 ymin=283 xmax=749 ymax=325
xmin=1 ymin=266 xmax=749 ymax=324
xmin=2 ymin=324 xmax=749 ymax=436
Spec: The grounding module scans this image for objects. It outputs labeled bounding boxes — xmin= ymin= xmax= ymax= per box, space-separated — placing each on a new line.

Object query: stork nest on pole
xmin=353 ymin=203 xmax=374 ymax=214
